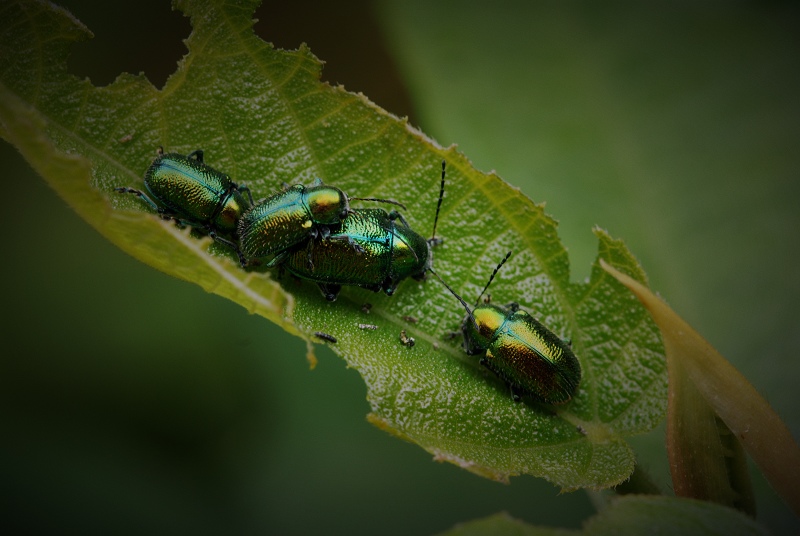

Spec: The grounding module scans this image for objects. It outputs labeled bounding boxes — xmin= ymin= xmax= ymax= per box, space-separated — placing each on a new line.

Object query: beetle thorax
xmin=214 ymin=190 xmax=246 ymax=231
xmin=392 ymin=227 xmax=430 ymax=280
xmin=464 ymin=304 xmax=507 ymax=349
xmin=305 ymin=186 xmax=348 ymax=224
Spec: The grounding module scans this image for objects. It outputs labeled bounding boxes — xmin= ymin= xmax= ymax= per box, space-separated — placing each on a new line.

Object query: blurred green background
xmin=1 ymin=0 xmax=798 ymax=534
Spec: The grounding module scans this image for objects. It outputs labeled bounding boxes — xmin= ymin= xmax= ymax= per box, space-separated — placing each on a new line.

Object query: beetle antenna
xmin=474 ymin=251 xmax=512 ymax=307
xmin=429 ymin=268 xmax=479 ymax=332
xmin=429 ymin=160 xmax=446 ymax=244
xmin=350 ymin=197 xmax=407 ymax=210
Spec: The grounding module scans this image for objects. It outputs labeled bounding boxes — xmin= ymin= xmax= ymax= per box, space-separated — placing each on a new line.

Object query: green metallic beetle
xmin=278 ymin=208 xmax=431 ymax=300
xmin=116 ymin=148 xmax=253 ymax=264
xmin=433 ymin=252 xmax=582 ymax=404
xmin=237 ymin=179 xmax=406 ymax=265
xmin=274 ymin=161 xmax=447 ymax=301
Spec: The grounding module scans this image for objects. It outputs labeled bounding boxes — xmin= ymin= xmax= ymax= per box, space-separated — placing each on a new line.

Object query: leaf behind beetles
xmin=0 ymin=0 xmax=666 ymax=490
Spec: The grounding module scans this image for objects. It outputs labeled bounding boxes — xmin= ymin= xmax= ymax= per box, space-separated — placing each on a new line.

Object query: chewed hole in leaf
xmin=66 ymin=2 xmax=190 ymax=88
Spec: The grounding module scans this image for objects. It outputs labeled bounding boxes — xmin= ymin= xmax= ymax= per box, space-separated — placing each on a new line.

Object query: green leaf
xmin=0 ymin=0 xmax=665 ymax=489
xmin=437 ymin=511 xmax=572 ymax=536
xmin=585 ymin=496 xmax=769 ymax=536
xmin=438 ymin=497 xmax=769 ymax=536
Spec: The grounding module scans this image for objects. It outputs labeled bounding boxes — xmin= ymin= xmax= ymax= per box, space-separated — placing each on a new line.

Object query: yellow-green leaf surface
xmin=0 ymin=0 xmax=665 ymax=489
xmin=438 ymin=497 xmax=769 ymax=536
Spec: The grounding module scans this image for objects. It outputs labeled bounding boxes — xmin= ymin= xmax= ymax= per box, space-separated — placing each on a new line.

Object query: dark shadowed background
xmin=2 ymin=1 xmax=798 ymax=534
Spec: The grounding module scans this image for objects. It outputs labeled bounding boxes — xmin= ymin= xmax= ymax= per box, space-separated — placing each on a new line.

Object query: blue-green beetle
xmin=433 ymin=252 xmax=582 ymax=404
xmin=115 ymin=148 xmax=253 ymax=264
xmin=274 ymin=161 xmax=447 ymax=301
xmin=237 ymin=179 xmax=405 ymax=265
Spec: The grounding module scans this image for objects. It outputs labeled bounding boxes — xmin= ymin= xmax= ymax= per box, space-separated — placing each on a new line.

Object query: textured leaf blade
xmin=0 ymin=0 xmax=666 ymax=489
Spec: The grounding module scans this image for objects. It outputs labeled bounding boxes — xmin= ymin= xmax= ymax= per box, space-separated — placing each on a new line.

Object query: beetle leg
xmin=176 ymin=215 xmax=203 ymax=229
xmin=379 ymin=275 xmax=402 ymax=296
xmin=305 ymin=238 xmax=316 ymax=271
xmin=350 ymin=238 xmax=365 ymax=254
xmin=507 ymin=302 xmax=520 ymax=312
xmin=238 ymin=182 xmax=255 ymax=205
xmin=186 ymin=149 xmax=204 ymax=162
xmin=265 ymin=250 xmax=289 ymax=268
xmin=326 ymin=233 xmax=364 ymax=254
xmin=462 ymin=344 xmax=482 ymax=356
xmin=318 ymin=283 xmax=341 ymax=302
xmin=509 ymin=385 xmax=523 ymax=402
xmin=387 ymin=209 xmax=410 ymax=228
xmin=158 ymin=212 xmax=190 ymax=229
xmin=208 ymin=230 xmax=248 ymax=267
xmin=114 ymin=187 xmax=162 ymax=213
